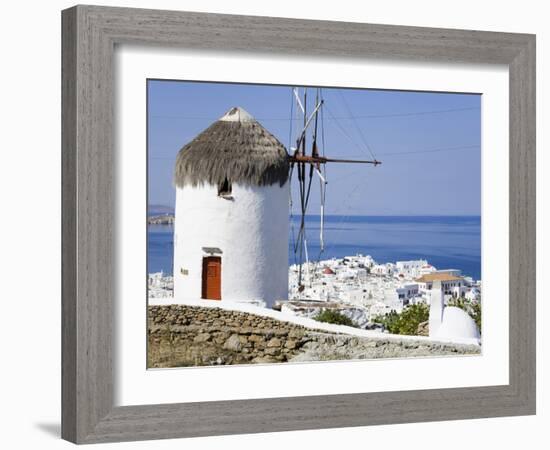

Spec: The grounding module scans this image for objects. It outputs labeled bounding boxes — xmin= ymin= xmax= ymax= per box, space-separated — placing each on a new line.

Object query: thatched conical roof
xmin=174 ymin=107 xmax=289 ymax=188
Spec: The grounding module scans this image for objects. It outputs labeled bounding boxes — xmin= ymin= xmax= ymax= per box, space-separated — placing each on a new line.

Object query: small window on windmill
xmin=218 ymin=177 xmax=233 ymax=199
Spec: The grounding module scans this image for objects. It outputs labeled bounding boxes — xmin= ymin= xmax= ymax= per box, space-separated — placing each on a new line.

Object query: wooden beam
xmin=289 ymin=155 xmax=381 ymax=165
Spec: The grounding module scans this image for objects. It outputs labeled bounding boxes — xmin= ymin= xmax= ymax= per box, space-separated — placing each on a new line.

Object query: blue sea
xmin=148 ymin=215 xmax=481 ymax=280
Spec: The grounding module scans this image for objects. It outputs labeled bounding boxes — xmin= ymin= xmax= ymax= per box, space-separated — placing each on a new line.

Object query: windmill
xmin=288 ymin=87 xmax=381 ymax=293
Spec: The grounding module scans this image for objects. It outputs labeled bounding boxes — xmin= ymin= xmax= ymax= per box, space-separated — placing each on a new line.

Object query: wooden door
xmin=202 ymin=256 xmax=221 ymax=300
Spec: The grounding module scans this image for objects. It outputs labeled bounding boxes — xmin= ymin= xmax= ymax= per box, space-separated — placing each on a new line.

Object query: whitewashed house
xmin=419 ymin=264 xmax=437 ymax=276
xmin=395 ymin=259 xmax=428 ymax=278
xmin=465 ymin=288 xmax=481 ymax=302
xmin=416 ymin=272 xmax=465 ymax=295
xmin=372 ymin=263 xmax=395 ymax=277
xmin=435 ymin=269 xmax=462 ymax=277
xmin=172 ymin=107 xmax=289 ymax=307
xmin=395 ymin=283 xmax=420 ymax=303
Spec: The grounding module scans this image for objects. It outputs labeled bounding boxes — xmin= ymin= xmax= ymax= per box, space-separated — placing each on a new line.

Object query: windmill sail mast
xmin=289 ymin=87 xmax=381 ymax=294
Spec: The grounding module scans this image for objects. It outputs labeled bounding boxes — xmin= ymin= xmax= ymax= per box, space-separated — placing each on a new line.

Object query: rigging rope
xmin=337 ymin=90 xmax=377 ymax=161
xmin=288 ymin=88 xmax=298 ymax=266
xmin=324 ymin=103 xmax=374 ymax=161
xmin=297 ymin=88 xmax=308 ymax=287
xmin=318 ymin=89 xmax=328 ymax=262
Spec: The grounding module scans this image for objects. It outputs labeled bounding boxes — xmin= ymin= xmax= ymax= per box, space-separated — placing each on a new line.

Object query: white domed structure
xmin=172 ymin=107 xmax=289 ymax=307
xmin=429 ymin=281 xmax=480 ymax=342
xmin=435 ymin=306 xmax=480 ymax=341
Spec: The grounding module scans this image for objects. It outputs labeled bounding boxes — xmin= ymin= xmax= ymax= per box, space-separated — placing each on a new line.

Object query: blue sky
xmin=148 ymin=80 xmax=481 ymax=216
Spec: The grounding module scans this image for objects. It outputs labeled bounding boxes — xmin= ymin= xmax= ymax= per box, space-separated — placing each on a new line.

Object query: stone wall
xmin=148 ymin=305 xmax=480 ymax=368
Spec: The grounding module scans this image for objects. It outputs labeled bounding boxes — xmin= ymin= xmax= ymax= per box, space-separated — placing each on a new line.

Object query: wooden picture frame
xmin=61 ymin=5 xmax=536 ymax=444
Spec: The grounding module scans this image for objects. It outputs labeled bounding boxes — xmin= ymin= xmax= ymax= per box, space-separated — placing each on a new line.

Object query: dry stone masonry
xmin=148 ymin=305 xmax=480 ymax=368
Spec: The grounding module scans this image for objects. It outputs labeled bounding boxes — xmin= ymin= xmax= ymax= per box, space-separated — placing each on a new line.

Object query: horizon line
xmin=148 ymin=207 xmax=481 ymax=218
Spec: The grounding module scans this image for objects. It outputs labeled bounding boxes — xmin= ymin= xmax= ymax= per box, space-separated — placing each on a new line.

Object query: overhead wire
xmin=336 ymin=144 xmax=480 ymax=159
xmin=150 ymin=143 xmax=480 ymax=161
xmin=150 ymin=106 xmax=479 ymax=122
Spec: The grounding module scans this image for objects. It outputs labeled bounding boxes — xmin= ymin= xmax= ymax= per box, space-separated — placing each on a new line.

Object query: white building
xmin=395 ymin=283 xmax=420 ymax=302
xmin=395 ymin=259 xmax=428 ymax=278
xmin=416 ymin=272 xmax=465 ymax=295
xmin=465 ymin=287 xmax=481 ymax=301
xmin=148 ymin=272 xmax=174 ymax=298
xmin=172 ymin=107 xmax=289 ymax=307
xmin=434 ymin=269 xmax=462 ymax=277
xmin=371 ymin=263 xmax=395 ymax=277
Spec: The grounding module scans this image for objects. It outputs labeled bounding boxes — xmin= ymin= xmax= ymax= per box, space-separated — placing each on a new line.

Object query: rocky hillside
xmin=148 ymin=305 xmax=480 ymax=368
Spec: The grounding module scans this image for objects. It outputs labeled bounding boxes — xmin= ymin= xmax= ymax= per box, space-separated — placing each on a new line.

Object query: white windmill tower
xmin=173 ymin=90 xmax=381 ymax=306
xmin=172 ymin=106 xmax=290 ymax=307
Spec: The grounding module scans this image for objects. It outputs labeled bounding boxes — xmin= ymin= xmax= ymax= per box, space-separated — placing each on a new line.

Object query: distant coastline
xmin=146 ymin=212 xmax=481 ymax=225
xmin=148 ymin=215 xmax=481 ymax=280
xmin=148 ymin=214 xmax=174 ymax=225
xmin=147 ymin=205 xmax=481 ymax=219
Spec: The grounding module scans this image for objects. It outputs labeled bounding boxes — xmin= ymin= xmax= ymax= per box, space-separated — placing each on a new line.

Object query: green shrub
xmin=373 ymin=303 xmax=430 ymax=336
xmin=314 ymin=309 xmax=357 ymax=327
xmin=372 ymin=310 xmax=399 ymax=333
